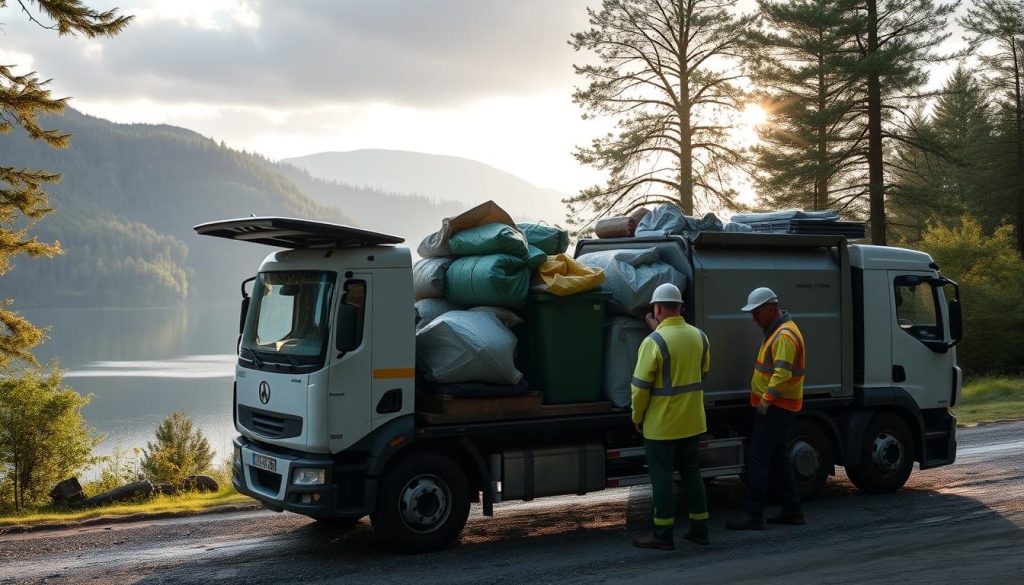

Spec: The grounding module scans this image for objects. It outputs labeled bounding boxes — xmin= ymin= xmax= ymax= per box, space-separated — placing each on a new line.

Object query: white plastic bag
xmin=413 ymin=257 xmax=454 ymax=300
xmin=416 ymin=311 xmax=523 ymax=384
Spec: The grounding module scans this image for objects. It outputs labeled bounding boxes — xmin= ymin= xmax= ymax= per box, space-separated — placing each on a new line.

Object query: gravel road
xmin=1 ymin=422 xmax=1021 ymax=585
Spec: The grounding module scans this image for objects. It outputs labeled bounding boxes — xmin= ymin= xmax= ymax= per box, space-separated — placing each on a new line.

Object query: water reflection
xmin=65 ymin=354 xmax=235 ymax=378
xmin=22 ymin=302 xmax=240 ymax=460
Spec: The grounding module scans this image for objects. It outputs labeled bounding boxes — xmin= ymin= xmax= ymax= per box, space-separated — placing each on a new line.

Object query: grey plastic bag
xmin=413 ymin=257 xmax=454 ymax=300
xmin=415 ymin=298 xmax=460 ymax=330
xmin=416 ymin=311 xmax=523 ymax=385
xmin=577 ymin=247 xmax=687 ymax=316
xmin=603 ymin=316 xmax=650 ymax=408
xmin=635 ymin=204 xmax=701 ymax=237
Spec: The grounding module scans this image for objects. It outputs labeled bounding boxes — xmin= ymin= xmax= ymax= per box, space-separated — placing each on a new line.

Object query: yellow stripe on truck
xmin=373 ymin=368 xmax=415 ymax=379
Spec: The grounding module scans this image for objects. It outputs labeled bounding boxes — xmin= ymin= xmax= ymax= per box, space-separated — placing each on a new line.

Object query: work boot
xmin=683 ymin=521 xmax=709 ymax=546
xmin=766 ymin=509 xmax=805 ymax=525
xmin=632 ymin=531 xmax=675 ymax=550
xmin=725 ymin=514 xmax=764 ymax=531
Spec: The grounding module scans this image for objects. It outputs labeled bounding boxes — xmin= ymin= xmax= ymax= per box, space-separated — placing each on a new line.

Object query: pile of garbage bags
xmin=414 ymin=201 xmax=602 ymax=395
xmin=594 ymin=204 xmax=753 ymax=239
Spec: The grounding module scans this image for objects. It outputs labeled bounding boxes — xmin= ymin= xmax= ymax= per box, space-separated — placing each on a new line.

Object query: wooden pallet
xmin=416 ymin=391 xmax=614 ymax=424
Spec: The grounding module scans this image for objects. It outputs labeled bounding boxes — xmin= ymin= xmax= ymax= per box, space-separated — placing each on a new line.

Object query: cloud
xmin=8 ymin=0 xmax=594 ymax=107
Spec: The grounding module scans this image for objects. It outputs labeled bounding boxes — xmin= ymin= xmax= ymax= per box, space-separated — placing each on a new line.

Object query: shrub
xmin=88 ymin=443 xmax=143 ymax=495
xmin=919 ymin=217 xmax=1024 ymax=375
xmin=140 ymin=410 xmax=214 ymax=485
xmin=0 ymin=365 xmax=101 ymax=512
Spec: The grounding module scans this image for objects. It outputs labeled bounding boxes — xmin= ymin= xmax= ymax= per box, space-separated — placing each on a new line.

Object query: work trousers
xmin=745 ymin=406 xmax=801 ymax=518
xmin=645 ymin=434 xmax=708 ymax=540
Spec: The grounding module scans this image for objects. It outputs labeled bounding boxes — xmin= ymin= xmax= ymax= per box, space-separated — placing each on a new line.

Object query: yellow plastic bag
xmin=534 ymin=254 xmax=606 ymax=296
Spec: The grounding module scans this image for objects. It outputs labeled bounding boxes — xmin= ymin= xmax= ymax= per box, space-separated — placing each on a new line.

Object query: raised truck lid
xmin=193 ymin=216 xmax=404 ymax=249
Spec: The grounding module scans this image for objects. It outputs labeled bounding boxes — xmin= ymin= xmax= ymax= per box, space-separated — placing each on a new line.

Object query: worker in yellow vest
xmin=727 ymin=287 xmax=806 ymax=531
xmin=631 ymin=283 xmax=711 ymax=550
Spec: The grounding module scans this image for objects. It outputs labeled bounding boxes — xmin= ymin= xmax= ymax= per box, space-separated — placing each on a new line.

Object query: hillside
xmin=281 ymin=150 xmax=569 ymax=224
xmin=0 ymin=109 xmax=361 ymax=307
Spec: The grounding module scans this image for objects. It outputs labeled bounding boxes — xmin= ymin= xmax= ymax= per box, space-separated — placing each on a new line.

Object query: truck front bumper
xmin=232 ymin=436 xmax=372 ymax=519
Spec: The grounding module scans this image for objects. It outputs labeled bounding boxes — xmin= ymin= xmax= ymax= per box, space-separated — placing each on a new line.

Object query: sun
xmin=730 ymin=103 xmax=769 ymax=148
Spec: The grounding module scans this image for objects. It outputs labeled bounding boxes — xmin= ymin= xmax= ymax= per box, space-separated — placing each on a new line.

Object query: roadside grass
xmin=954 ymin=376 xmax=1024 ymax=426
xmin=0 ymin=485 xmax=253 ymax=529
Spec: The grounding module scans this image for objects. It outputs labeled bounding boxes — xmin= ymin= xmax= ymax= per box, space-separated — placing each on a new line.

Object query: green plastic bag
xmin=448 ymin=223 xmax=529 ymax=259
xmin=446 ymin=254 xmax=530 ymax=309
xmin=518 ymin=223 xmax=569 ymax=255
xmin=527 ymin=245 xmax=547 ymax=271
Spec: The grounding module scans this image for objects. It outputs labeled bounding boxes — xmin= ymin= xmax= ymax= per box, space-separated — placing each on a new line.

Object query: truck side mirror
xmin=948 ymin=298 xmax=962 ymax=341
xmin=336 ymin=304 xmax=360 ymax=353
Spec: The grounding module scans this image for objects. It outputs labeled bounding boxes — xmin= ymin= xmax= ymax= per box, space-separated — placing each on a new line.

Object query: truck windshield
xmin=240 ymin=271 xmax=336 ymax=370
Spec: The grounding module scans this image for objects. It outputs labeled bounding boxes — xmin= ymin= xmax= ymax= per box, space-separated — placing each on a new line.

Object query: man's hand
xmin=634 ymin=421 xmax=643 ymax=434
xmin=756 ymin=398 xmax=770 ymax=415
xmin=644 ymin=312 xmax=658 ymax=331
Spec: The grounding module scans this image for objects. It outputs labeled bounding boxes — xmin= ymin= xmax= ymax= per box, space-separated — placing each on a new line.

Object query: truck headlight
xmin=292 ymin=468 xmax=326 ymax=485
xmin=233 ymin=445 xmax=242 ymax=468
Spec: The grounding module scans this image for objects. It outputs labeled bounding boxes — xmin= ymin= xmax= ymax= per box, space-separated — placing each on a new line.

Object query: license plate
xmin=251 ymin=453 xmax=277 ymax=473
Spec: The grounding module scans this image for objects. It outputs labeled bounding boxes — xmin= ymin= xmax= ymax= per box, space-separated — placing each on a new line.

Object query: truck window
xmin=894 ymin=280 xmax=941 ymax=342
xmin=339 ymin=280 xmax=367 ymax=349
xmin=241 ymin=271 xmax=337 ymax=369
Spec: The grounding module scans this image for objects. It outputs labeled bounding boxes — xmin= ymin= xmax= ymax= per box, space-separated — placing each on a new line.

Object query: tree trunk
xmin=816 ymin=50 xmax=827 ymax=210
xmin=866 ymin=0 xmax=887 ymax=245
xmin=1012 ymin=37 xmax=1024 ymax=253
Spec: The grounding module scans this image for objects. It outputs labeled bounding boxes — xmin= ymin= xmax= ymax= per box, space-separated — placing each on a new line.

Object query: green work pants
xmin=645 ymin=435 xmax=708 ymax=540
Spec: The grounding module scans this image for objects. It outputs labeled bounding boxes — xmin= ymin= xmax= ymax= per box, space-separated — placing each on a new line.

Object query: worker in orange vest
xmin=727 ymin=287 xmax=806 ymax=530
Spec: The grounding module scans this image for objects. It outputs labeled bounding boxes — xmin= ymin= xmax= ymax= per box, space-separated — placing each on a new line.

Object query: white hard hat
xmin=741 ymin=287 xmax=779 ymax=312
xmin=651 ymin=283 xmax=683 ymax=304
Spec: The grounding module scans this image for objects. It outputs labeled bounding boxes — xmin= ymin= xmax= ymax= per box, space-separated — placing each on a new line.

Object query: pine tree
xmin=0 ymin=1 xmax=132 ymax=365
xmin=960 ymin=0 xmax=1024 ymax=252
xmin=747 ymin=0 xmax=864 ymax=213
xmin=140 ymin=411 xmax=214 ymax=485
xmin=852 ymin=0 xmax=958 ymax=244
xmin=568 ymin=0 xmax=753 ymax=232
xmin=888 ymin=67 xmax=997 ymax=241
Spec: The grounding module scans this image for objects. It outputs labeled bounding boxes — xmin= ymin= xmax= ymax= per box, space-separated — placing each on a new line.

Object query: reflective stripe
xmin=774 ymin=359 xmax=795 ymax=370
xmin=632 ymin=376 xmax=654 ymax=390
xmin=754 ymin=363 xmax=774 ymax=374
xmin=766 ymin=387 xmax=782 ymax=398
xmin=651 ymin=382 xmax=704 ymax=397
xmin=654 ymin=516 xmax=675 ymax=526
xmin=689 ymin=511 xmax=710 ymax=521
xmin=649 ymin=332 xmax=674 ymax=392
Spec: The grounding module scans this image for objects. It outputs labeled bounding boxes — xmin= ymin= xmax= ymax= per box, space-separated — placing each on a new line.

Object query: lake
xmin=23 ymin=302 xmax=241 ymax=467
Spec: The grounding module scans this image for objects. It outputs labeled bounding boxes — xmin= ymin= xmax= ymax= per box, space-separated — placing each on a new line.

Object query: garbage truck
xmin=194 ymin=216 xmax=963 ymax=552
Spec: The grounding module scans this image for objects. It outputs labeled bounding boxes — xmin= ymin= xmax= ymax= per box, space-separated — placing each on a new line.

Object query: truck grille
xmin=238 ymin=405 xmax=302 ymax=439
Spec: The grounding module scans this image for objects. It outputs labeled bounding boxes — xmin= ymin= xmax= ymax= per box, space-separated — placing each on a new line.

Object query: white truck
xmin=195 ymin=216 xmax=963 ymax=552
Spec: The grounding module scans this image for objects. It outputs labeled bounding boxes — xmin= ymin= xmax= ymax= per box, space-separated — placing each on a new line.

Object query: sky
xmin=2 ymin=0 xmax=974 ymax=198
xmin=2 ymin=0 xmax=618 ymax=193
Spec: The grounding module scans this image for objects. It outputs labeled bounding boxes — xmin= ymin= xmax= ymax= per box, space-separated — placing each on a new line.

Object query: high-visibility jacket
xmin=750 ymin=312 xmax=805 ymax=412
xmin=631 ymin=316 xmax=710 ymax=440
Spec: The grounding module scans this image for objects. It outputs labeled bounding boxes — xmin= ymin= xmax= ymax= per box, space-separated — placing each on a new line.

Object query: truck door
xmin=327 ymin=275 xmax=373 ymax=453
xmin=887 ymin=271 xmax=953 ymax=409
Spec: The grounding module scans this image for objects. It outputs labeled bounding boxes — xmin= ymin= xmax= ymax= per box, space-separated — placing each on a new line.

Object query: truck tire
xmin=785 ymin=419 xmax=834 ymax=501
xmin=371 ymin=452 xmax=470 ymax=552
xmin=844 ymin=412 xmax=914 ymax=494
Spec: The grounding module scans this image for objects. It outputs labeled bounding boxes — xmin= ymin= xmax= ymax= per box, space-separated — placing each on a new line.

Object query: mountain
xmin=281 ymin=150 xmax=570 ymax=224
xmin=0 ymin=110 xmax=372 ymax=307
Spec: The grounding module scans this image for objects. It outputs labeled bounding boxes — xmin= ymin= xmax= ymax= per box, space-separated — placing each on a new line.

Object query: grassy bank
xmin=0 ymin=486 xmax=253 ymax=529
xmin=953 ymin=376 xmax=1024 ymax=426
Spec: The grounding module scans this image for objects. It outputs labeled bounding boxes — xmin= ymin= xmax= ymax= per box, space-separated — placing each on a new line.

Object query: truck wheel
xmin=371 ymin=452 xmax=470 ymax=552
xmin=845 ymin=412 xmax=915 ymax=494
xmin=785 ymin=419 xmax=834 ymax=501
